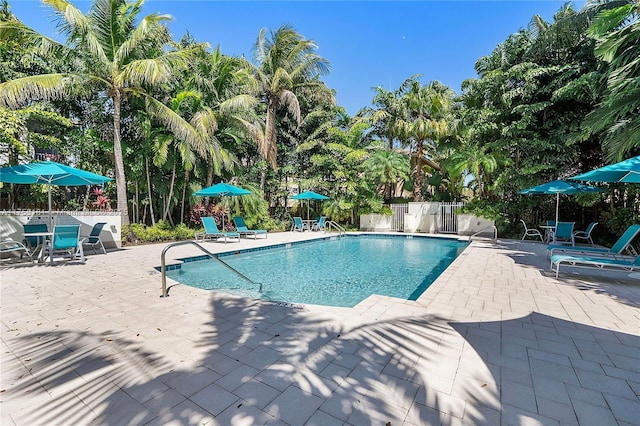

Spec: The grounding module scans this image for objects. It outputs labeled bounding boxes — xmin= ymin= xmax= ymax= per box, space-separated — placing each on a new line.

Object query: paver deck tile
xmin=1 ymin=233 xmax=638 ymax=425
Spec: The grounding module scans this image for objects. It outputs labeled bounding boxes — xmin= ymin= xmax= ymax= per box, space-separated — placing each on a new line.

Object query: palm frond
xmin=218 ymin=94 xmax=258 ymax=115
xmin=114 ymin=12 xmax=173 ymax=66
xmin=119 ymin=53 xmax=185 ymax=86
xmin=0 ymin=74 xmax=92 ymax=108
xmin=190 ymin=108 xmax=219 ymax=140
xmin=278 ymin=90 xmax=301 ymax=124
xmin=0 ymin=20 xmax=68 ymax=59
xmin=44 ymin=0 xmax=109 ymax=64
xmin=143 ymin=94 xmax=207 ymax=156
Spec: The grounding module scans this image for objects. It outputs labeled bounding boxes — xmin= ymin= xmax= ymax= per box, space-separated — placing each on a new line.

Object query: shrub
xmin=124 ymin=220 xmax=197 ymax=244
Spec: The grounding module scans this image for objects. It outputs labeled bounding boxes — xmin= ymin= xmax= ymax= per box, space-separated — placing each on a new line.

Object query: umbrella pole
xmin=555 ymin=193 xmax=560 ymax=226
xmin=48 ymin=184 xmax=53 ymax=229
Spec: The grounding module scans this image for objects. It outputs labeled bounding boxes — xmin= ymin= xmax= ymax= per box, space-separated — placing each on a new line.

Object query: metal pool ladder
xmin=326 ymin=220 xmax=346 ymax=236
xmin=469 ymin=225 xmax=498 ymax=244
xmin=160 ymin=240 xmax=259 ymax=298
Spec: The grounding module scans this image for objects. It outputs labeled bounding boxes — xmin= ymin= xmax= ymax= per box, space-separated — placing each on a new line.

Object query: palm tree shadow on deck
xmin=503 ymin=242 xmax=640 ymax=309
xmin=7 ymin=295 xmax=503 ymax=425
xmin=450 ymin=312 xmax=639 ymax=425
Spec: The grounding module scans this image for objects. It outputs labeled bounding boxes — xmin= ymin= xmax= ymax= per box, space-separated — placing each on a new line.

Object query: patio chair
xmin=520 ymin=220 xmax=543 ymax=241
xmin=311 ymin=216 xmax=326 ymax=232
xmin=81 ymin=222 xmax=107 ymax=254
xmin=195 ymin=217 xmax=240 ymax=243
xmin=550 ymin=253 xmax=640 ymax=278
xmin=232 ymin=216 xmax=267 ymax=239
xmin=573 ymin=222 xmax=598 ymax=246
xmin=0 ymin=239 xmax=33 ymax=264
xmin=550 ymin=222 xmax=575 ymax=246
xmin=23 ymin=223 xmax=48 ymax=249
xmin=45 ymin=224 xmax=85 ymax=265
xmin=291 ymin=216 xmax=305 ymax=232
xmin=547 ymin=224 xmax=640 ymax=258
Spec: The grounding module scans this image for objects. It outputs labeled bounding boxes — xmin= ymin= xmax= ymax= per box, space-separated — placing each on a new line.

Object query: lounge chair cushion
xmin=551 ymin=253 xmax=640 ymax=278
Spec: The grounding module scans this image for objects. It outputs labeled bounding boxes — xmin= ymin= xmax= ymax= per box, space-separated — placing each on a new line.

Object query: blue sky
xmin=9 ymin=0 xmax=585 ymax=116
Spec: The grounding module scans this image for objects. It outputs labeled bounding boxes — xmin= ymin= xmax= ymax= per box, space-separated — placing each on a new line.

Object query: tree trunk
xmin=205 ymin=161 xmax=214 ymax=207
xmin=163 ymin=163 xmax=176 ymax=222
xmin=260 ymin=169 xmax=266 ymax=197
xmin=181 ymin=169 xmax=189 ymax=225
xmin=133 ymin=180 xmax=138 ymax=223
xmin=83 ymin=185 xmax=91 ymax=211
xmin=412 ymin=141 xmax=425 ymax=202
xmin=112 ymin=90 xmax=130 ymax=228
xmin=145 ymin=156 xmax=156 ymax=226
xmin=264 ymin=102 xmax=278 ymax=170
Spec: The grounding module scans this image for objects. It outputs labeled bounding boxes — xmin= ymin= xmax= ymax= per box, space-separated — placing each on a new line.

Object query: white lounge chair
xmin=195 ymin=217 xmax=240 ymax=243
xmin=520 ymin=220 xmax=543 ymax=241
xmin=232 ymin=216 xmax=267 ymax=239
xmin=0 ymin=239 xmax=33 ymax=264
xmin=547 ymin=224 xmax=640 ymax=258
xmin=550 ymin=253 xmax=640 ymax=278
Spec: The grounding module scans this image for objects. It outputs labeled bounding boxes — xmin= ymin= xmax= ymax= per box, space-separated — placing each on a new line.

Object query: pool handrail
xmin=326 ymin=220 xmax=346 ymax=236
xmin=160 ymin=240 xmax=259 ymax=298
xmin=469 ymin=225 xmax=498 ymax=243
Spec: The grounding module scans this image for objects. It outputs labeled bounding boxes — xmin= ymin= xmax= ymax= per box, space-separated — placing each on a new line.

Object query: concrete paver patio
xmin=1 ymin=232 xmax=638 ymax=425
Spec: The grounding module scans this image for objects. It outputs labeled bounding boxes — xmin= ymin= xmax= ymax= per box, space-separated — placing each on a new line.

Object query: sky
xmin=9 ymin=0 xmax=586 ymax=116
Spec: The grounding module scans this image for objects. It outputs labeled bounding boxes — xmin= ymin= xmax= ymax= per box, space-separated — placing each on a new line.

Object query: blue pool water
xmin=166 ymin=235 xmax=468 ymax=307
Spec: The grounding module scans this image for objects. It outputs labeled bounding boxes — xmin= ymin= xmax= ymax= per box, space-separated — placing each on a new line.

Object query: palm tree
xmin=447 ymin=143 xmax=498 ymax=198
xmin=585 ymin=1 xmax=640 ymax=161
xmin=249 ymin=24 xmax=331 ymax=192
xmin=185 ymin=45 xmax=260 ymax=193
xmin=0 ymin=0 xmax=203 ymax=227
xmin=365 ymin=84 xmax=406 ymax=149
xmin=395 ymin=78 xmax=455 ymax=202
xmin=362 ymin=149 xmax=409 ymax=202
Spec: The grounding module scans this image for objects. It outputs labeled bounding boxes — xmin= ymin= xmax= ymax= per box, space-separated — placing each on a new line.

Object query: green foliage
xmin=583 ymin=2 xmax=640 ymax=161
xmin=125 ymin=221 xmax=194 ymax=244
xmin=599 ymin=207 xmax=640 ymax=246
xmin=461 ymin=199 xmax=508 ymax=225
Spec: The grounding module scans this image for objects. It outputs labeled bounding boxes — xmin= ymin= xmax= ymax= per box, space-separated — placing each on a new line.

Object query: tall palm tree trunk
xmin=260 ymin=169 xmax=267 ymax=197
xmin=112 ymin=91 xmax=130 ymax=228
xmin=145 ymin=157 xmax=156 ymax=226
xmin=205 ymin=162 xmax=214 ymax=207
xmin=181 ymin=170 xmax=189 ymax=224
xmin=163 ymin=163 xmax=176 ymax=222
xmin=264 ymin=103 xmax=278 ymax=170
xmin=413 ymin=141 xmax=425 ymax=202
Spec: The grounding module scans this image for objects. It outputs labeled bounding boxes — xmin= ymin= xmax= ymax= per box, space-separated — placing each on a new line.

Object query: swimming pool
xmin=165 ymin=235 xmax=468 ymax=307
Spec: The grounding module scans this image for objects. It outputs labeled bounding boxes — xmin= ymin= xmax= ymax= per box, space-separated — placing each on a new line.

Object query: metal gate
xmin=390 ymin=204 xmax=409 ymax=231
xmin=438 ymin=202 xmax=464 ymax=233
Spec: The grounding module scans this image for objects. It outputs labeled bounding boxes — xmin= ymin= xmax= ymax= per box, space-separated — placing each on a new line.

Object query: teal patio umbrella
xmin=194 ymin=182 xmax=251 ymax=197
xmin=519 ymin=180 xmax=603 ymax=225
xmin=571 ymin=156 xmax=640 ymax=183
xmin=291 ymin=190 xmax=329 ymax=220
xmin=194 ymin=182 xmax=251 ymax=230
xmin=0 ymin=160 xmax=111 ymax=226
